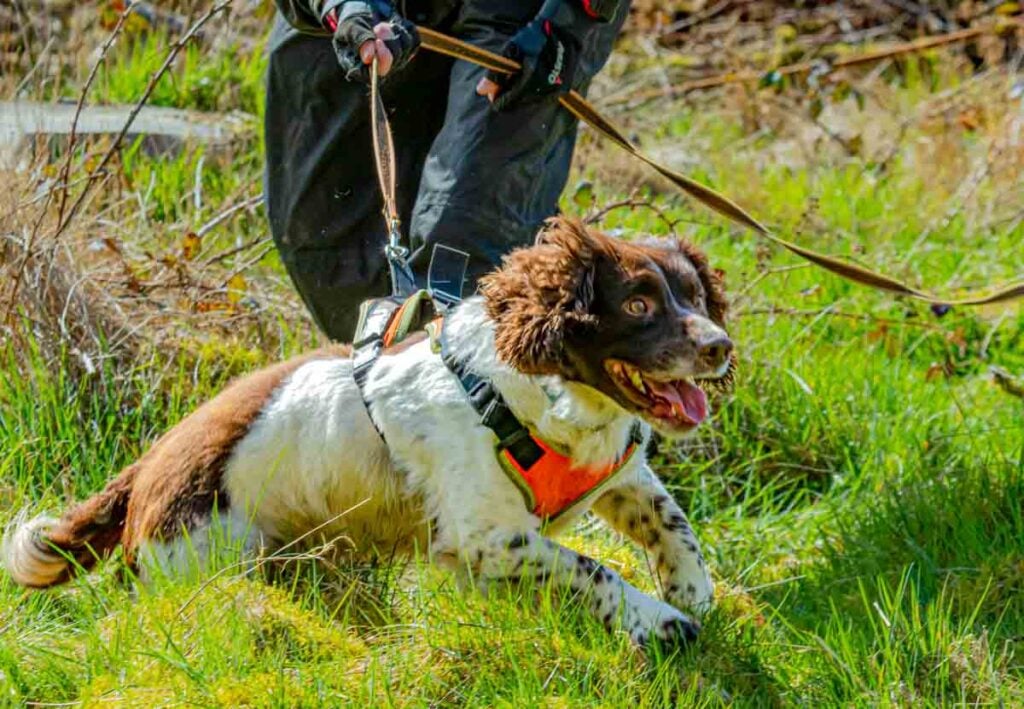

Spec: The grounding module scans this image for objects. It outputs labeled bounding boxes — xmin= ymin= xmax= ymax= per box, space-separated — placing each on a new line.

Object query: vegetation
xmin=1 ymin=1 xmax=1022 ymax=705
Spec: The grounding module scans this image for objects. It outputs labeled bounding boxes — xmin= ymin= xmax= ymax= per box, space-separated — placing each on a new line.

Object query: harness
xmin=433 ymin=317 xmax=643 ymax=521
xmin=350 ymin=54 xmax=651 ymax=521
xmin=351 ymin=290 xmax=642 ymax=522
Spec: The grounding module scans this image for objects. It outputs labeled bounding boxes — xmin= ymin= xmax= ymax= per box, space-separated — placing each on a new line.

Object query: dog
xmin=3 ymin=218 xmax=733 ymax=649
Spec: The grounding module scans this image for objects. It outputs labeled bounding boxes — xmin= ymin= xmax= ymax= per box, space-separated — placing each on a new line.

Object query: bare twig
xmin=585 ymin=193 xmax=687 ymax=236
xmin=202 ymin=235 xmax=270 ymax=268
xmin=196 ymin=193 xmax=264 ymax=239
xmin=613 ymin=24 xmax=1016 ymax=106
xmin=732 ymin=264 xmax=811 ymax=303
xmin=52 ymin=0 xmax=234 ymax=241
xmin=4 ymin=0 xmax=233 ymax=327
xmin=220 ymin=244 xmax=274 ymax=286
xmin=878 ymin=0 xmax=950 ymax=32
xmin=13 ymin=36 xmax=55 ymax=96
xmin=991 ymin=367 xmax=1024 ymax=400
xmin=660 ymin=0 xmax=753 ymax=39
xmin=56 ymin=1 xmax=137 ymax=229
xmin=737 ymin=305 xmax=945 ymax=332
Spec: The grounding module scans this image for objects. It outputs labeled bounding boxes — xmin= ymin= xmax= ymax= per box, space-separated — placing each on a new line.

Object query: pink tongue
xmin=647 ymin=379 xmax=708 ymax=424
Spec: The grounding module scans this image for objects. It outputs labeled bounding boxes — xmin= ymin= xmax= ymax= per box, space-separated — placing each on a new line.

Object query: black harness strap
xmin=438 ymin=320 xmax=546 ymax=469
xmin=351 ymin=297 xmax=404 ymax=396
xmin=437 ymin=319 xmax=643 ymax=470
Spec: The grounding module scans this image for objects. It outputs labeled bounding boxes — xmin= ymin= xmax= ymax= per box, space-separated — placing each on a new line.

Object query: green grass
xmin=2 ymin=20 xmax=1024 ymax=707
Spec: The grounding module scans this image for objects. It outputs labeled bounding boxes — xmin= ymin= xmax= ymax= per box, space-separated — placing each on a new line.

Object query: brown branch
xmin=731 ymin=264 xmax=811 ymax=303
xmin=56 ymin=1 xmax=137 ymax=229
xmin=4 ymin=4 xmax=136 ymax=327
xmin=196 ymin=193 xmax=264 ymax=239
xmin=659 ymin=0 xmax=755 ymax=40
xmin=201 ymin=236 xmax=271 ymax=268
xmin=220 ymin=244 xmax=275 ymax=287
xmin=737 ymin=305 xmax=945 ymax=331
xmin=52 ymin=0 xmax=234 ymax=242
xmin=991 ymin=367 xmax=1024 ymax=400
xmin=614 ymin=24 xmax=1015 ymax=106
xmin=4 ymin=0 xmax=233 ymax=327
xmin=584 ymin=193 xmax=701 ymax=236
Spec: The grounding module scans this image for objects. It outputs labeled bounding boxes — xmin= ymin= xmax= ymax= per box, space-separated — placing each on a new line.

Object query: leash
xmin=414 ymin=26 xmax=1024 ymax=307
xmin=370 ymin=59 xmax=417 ymax=297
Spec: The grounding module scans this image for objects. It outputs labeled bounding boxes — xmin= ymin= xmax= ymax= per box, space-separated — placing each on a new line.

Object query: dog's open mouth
xmin=604 ymin=359 xmax=708 ymax=428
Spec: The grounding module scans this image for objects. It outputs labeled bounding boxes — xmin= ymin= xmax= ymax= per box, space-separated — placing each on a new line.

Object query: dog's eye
xmin=624 ymin=297 xmax=652 ymax=317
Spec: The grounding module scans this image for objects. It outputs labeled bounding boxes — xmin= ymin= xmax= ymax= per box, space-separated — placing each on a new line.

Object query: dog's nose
xmin=697 ymin=334 xmax=733 ymax=370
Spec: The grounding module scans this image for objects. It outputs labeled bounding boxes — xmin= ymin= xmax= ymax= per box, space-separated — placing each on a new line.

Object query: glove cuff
xmin=323 ymin=0 xmax=397 ymax=29
xmin=578 ymin=0 xmax=619 ymax=22
xmin=537 ymin=0 xmax=620 ymax=42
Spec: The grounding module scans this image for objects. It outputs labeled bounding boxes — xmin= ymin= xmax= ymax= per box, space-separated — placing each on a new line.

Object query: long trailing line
xmin=404 ymin=26 xmax=1024 ymax=307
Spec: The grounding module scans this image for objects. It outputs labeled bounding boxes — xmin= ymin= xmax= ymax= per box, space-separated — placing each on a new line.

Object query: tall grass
xmin=1 ymin=11 xmax=1023 ymax=706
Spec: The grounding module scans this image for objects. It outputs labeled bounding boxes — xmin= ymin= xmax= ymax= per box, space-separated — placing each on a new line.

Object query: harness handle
xmin=414 ymin=27 xmax=1024 ymax=308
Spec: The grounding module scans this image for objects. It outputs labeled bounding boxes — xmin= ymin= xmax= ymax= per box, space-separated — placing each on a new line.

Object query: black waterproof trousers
xmin=264 ymin=0 xmax=626 ymax=340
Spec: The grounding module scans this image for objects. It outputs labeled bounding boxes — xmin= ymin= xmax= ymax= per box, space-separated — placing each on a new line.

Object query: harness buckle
xmin=494 ymin=426 xmax=531 ymax=453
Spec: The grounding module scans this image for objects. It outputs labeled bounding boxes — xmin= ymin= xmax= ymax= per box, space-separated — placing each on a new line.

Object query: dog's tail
xmin=3 ymin=464 xmax=138 ymax=588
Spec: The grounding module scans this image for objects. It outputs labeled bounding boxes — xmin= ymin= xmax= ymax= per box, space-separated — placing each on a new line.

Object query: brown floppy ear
xmin=677 ymin=239 xmax=729 ymax=328
xmin=479 ymin=217 xmax=599 ymax=375
xmin=677 ymin=239 xmax=736 ymax=389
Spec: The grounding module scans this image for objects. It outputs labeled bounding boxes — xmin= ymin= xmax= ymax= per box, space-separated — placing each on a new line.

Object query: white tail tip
xmin=2 ymin=513 xmax=68 ymax=588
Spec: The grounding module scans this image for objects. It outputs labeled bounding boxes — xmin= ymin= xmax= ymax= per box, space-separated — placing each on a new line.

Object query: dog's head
xmin=480 ymin=217 xmax=733 ymax=437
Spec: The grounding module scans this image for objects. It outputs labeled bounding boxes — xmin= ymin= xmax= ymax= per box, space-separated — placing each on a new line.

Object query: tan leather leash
xmin=413 ymin=26 xmax=1024 ymax=307
xmin=370 ymin=58 xmax=417 ymax=295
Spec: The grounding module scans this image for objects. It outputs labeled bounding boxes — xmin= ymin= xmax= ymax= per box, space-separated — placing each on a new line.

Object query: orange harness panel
xmin=426 ymin=308 xmax=643 ymax=522
xmin=499 ymin=434 xmax=639 ymax=521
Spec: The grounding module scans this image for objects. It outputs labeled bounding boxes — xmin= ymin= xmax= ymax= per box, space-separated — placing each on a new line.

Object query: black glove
xmin=327 ymin=1 xmax=419 ymax=83
xmin=488 ymin=19 xmax=579 ymax=112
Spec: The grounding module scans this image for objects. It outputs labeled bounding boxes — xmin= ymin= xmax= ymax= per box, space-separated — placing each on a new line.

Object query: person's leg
xmin=264 ymin=15 xmax=453 ymax=341
xmin=407 ymin=1 xmax=629 ymax=292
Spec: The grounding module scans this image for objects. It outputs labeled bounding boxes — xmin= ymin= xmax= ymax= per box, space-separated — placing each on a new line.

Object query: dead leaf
xmin=194 ymin=300 xmax=231 ymax=313
xmin=925 ymin=362 xmax=945 ymax=381
xmin=957 ymin=107 xmax=982 ymax=132
xmin=846 ymin=134 xmax=863 ymax=156
xmin=226 ymin=273 xmax=246 ymax=305
xmin=809 ymin=96 xmax=824 ymax=120
xmin=946 ymin=327 xmax=968 ymax=356
xmin=867 ymin=324 xmax=888 ymax=343
xmin=774 ymin=24 xmax=798 ymax=42
xmin=102 ymin=237 xmax=123 ymax=255
xmin=181 ymin=231 xmax=201 ymax=261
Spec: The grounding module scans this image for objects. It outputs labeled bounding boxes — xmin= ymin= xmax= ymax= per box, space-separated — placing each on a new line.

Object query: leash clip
xmin=383 ymin=215 xmax=417 ymax=297
xmin=384 ymin=217 xmax=408 ymax=261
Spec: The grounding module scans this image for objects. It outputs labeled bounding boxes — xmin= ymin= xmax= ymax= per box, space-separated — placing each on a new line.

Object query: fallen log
xmin=0 ymin=100 xmax=253 ymax=166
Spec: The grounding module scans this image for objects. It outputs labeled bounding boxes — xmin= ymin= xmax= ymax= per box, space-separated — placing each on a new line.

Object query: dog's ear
xmin=677 ymin=239 xmax=736 ymax=389
xmin=480 ymin=217 xmax=599 ymax=375
xmin=677 ymin=239 xmax=728 ymax=328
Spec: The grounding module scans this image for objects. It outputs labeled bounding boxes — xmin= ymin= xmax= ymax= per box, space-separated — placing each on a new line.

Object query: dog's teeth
xmin=628 ymin=369 xmax=646 ymax=393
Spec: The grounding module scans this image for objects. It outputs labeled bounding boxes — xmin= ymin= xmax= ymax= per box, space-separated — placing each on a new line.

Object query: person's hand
xmin=329 ymin=2 xmax=419 ymax=82
xmin=476 ymin=19 xmax=578 ymax=111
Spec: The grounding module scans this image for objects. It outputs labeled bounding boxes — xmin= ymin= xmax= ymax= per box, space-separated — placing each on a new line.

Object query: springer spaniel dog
xmin=3 ymin=218 xmax=732 ymax=649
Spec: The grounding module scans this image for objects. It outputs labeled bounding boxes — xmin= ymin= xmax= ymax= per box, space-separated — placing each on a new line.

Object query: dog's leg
xmin=592 ymin=465 xmax=714 ymax=613
xmin=464 ymin=530 xmax=700 ymax=648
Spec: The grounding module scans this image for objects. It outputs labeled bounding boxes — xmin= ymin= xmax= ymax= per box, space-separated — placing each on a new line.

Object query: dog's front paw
xmin=665 ymin=564 xmax=714 ymax=615
xmin=625 ymin=590 xmax=700 ymax=650
xmin=650 ymin=614 xmax=701 ymax=650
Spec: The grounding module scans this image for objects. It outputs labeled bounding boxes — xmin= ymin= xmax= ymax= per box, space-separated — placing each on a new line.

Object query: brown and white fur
xmin=3 ymin=218 xmax=733 ymax=650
